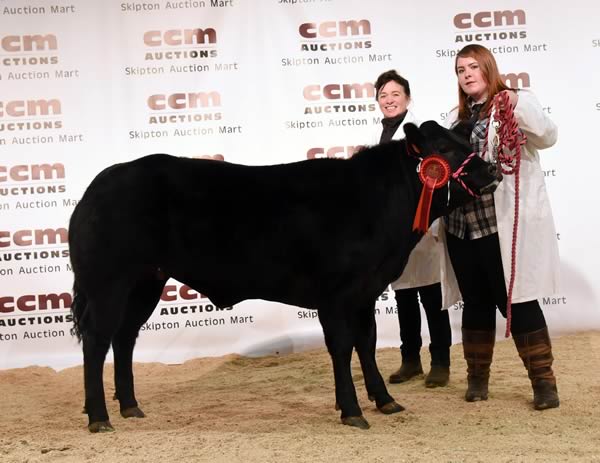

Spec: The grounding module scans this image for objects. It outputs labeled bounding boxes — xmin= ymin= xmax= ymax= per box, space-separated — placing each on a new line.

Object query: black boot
xmin=513 ymin=327 xmax=560 ymax=410
xmin=425 ymin=364 xmax=450 ymax=388
xmin=425 ymin=347 xmax=450 ymax=388
xmin=462 ymin=329 xmax=495 ymax=402
xmin=389 ymin=357 xmax=423 ymax=384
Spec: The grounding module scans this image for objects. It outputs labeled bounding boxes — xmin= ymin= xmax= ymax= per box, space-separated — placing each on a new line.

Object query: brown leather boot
xmin=389 ymin=358 xmax=423 ymax=384
xmin=462 ymin=329 xmax=495 ymax=402
xmin=513 ymin=327 xmax=560 ymax=410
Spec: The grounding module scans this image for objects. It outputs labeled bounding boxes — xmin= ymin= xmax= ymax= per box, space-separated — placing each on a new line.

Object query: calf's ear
xmin=418 ymin=120 xmax=444 ymax=138
xmin=403 ymin=122 xmax=425 ymax=154
xmin=418 ymin=120 xmax=470 ymax=154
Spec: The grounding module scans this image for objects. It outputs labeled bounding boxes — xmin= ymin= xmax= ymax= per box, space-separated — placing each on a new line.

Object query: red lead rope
xmin=483 ymin=92 xmax=527 ymax=337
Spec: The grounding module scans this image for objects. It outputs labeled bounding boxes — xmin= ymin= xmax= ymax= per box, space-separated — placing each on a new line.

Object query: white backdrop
xmin=1 ymin=0 xmax=599 ymax=370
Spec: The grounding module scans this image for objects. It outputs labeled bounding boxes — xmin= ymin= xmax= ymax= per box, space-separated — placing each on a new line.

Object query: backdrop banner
xmin=1 ymin=0 xmax=599 ymax=370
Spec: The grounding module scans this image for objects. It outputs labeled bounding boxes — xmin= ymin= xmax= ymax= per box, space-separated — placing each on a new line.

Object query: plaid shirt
xmin=446 ymin=104 xmax=498 ymax=240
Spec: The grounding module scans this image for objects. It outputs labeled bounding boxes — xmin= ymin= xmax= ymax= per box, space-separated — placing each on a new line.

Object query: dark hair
xmin=454 ymin=44 xmax=510 ymax=120
xmin=374 ymin=70 xmax=411 ymax=100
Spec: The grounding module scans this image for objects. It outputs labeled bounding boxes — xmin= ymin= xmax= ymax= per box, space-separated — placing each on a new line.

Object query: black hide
xmin=68 ymin=120 xmax=499 ymax=431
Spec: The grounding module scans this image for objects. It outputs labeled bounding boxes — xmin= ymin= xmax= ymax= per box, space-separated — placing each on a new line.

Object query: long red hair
xmin=455 ymin=44 xmax=511 ymax=121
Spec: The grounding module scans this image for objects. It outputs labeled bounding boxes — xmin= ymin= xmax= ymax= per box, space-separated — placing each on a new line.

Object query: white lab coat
xmin=440 ymin=89 xmax=560 ymax=308
xmin=371 ymin=110 xmax=442 ymax=290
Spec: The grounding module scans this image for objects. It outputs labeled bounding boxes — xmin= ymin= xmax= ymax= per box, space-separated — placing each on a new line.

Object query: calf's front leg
xmin=318 ymin=311 xmax=369 ymax=429
xmin=354 ymin=305 xmax=404 ymax=414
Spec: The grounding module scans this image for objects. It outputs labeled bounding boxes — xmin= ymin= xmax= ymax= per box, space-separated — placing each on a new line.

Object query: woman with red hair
xmin=441 ymin=44 xmax=560 ymax=410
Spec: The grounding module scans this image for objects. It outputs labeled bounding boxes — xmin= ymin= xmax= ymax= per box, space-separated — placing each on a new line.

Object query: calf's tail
xmin=70 ymin=279 xmax=88 ymax=342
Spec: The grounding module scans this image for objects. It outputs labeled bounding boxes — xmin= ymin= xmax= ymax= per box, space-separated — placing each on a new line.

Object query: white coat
xmin=371 ymin=109 xmax=442 ymax=290
xmin=440 ymin=89 xmax=560 ymax=308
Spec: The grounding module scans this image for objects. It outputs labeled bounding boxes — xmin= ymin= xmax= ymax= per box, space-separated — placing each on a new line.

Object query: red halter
xmin=450 ymin=152 xmax=480 ymax=198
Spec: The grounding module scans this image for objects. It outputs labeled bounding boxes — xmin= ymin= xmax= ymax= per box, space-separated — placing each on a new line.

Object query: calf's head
xmin=403 ymin=121 xmax=501 ymax=230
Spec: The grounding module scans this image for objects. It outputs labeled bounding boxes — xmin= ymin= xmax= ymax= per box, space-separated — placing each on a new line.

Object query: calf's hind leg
xmin=113 ymin=278 xmax=167 ymax=420
xmin=83 ymin=329 xmax=113 ymax=432
xmin=82 ymin=287 xmax=130 ymax=433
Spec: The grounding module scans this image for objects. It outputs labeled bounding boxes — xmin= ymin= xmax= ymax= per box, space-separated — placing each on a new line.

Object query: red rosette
xmin=418 ymin=154 xmax=451 ymax=189
xmin=412 ymin=154 xmax=452 ymax=233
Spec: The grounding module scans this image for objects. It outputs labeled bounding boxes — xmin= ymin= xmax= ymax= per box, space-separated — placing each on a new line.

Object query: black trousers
xmin=446 ymin=232 xmax=547 ymax=335
xmin=394 ymin=283 xmax=451 ymax=366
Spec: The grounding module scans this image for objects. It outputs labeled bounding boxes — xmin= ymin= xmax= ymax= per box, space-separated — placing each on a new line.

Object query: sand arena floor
xmin=1 ymin=331 xmax=599 ymax=462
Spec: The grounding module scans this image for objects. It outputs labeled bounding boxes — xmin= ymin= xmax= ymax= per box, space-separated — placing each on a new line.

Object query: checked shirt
xmin=446 ymin=103 xmax=498 ymax=240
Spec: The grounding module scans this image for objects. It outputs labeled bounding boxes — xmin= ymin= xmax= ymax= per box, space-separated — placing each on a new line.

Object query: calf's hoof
xmin=378 ymin=400 xmax=405 ymax=415
xmin=88 ymin=421 xmax=115 ymax=433
xmin=341 ymin=415 xmax=370 ymax=430
xmin=121 ymin=407 xmax=146 ymax=418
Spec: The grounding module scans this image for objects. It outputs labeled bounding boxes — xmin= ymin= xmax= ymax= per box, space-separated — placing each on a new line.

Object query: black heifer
xmin=69 ymin=121 xmax=499 ymax=432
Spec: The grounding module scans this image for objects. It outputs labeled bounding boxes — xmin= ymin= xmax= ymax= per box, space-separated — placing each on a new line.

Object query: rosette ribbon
xmin=412 ymin=154 xmax=451 ymax=233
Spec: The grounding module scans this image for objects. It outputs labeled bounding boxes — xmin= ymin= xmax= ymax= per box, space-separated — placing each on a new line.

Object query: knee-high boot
xmin=513 ymin=327 xmax=560 ymax=410
xmin=462 ymin=329 xmax=495 ymax=402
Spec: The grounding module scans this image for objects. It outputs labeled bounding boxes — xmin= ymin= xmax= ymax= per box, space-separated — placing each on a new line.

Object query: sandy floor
xmin=1 ymin=331 xmax=599 ymax=463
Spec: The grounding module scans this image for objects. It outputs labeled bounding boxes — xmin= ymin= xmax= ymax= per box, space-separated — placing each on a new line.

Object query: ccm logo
xmin=303 ymin=83 xmax=375 ymax=101
xmin=161 ymin=283 xmax=207 ymax=301
xmin=0 ymin=99 xmax=61 ymax=117
xmin=0 ymin=293 xmax=72 ymax=313
xmin=502 ymin=72 xmax=530 ymax=88
xmin=0 ymin=163 xmax=65 ymax=182
xmin=307 ymin=146 xmax=359 ymax=159
xmin=454 ymin=10 xmax=526 ymax=29
xmin=193 ymin=154 xmax=225 ymax=161
xmin=299 ymin=20 xmax=371 ymax=38
xmin=147 ymin=92 xmax=221 ymax=110
xmin=1 ymin=34 xmax=57 ymax=52
xmin=0 ymin=228 xmax=68 ymax=248
xmin=144 ymin=28 xmax=217 ymax=46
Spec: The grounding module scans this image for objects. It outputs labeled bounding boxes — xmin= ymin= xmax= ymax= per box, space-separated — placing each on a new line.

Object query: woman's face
xmin=377 ymin=80 xmax=410 ymax=118
xmin=456 ymin=56 xmax=488 ymax=103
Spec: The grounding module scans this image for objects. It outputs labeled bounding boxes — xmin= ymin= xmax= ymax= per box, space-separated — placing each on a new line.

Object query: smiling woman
xmin=377 ymin=79 xmax=410 ymax=119
xmin=369 ymin=69 xmax=452 ymax=390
